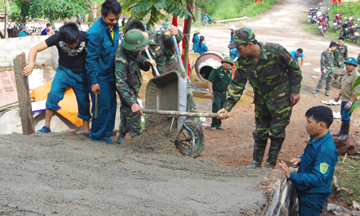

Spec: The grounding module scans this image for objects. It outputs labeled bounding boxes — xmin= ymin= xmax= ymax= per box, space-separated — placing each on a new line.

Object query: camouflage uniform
xmin=226 ymin=28 xmax=302 ymax=168
xmin=315 ymin=49 xmax=335 ymax=92
xmin=357 ymin=53 xmax=360 ymax=73
xmin=145 ymin=29 xmax=200 ymax=125
xmin=115 ymin=44 xmax=150 ymax=142
xmin=334 ymin=44 xmax=348 ymax=68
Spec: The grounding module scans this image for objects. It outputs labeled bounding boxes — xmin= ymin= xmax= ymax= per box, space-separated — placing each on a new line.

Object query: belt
xmin=214 ymin=90 xmax=226 ymax=93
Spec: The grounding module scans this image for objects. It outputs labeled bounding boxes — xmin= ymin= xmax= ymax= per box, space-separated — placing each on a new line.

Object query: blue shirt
xmin=202 ymin=14 xmax=212 ymax=22
xmin=291 ymin=51 xmax=304 ymax=61
xmin=18 ymin=31 xmax=31 ymax=37
xmin=289 ymin=131 xmax=338 ymax=194
xmin=198 ymin=43 xmax=208 ymax=55
xmin=193 ymin=34 xmax=199 ymax=52
xmin=41 ymin=28 xmax=49 ymax=36
xmin=85 ymin=17 xmax=120 ymax=85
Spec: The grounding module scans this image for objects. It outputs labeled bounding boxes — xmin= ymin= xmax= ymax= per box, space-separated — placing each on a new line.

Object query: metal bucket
xmin=145 ymin=70 xmax=187 ymax=134
xmin=194 ymin=52 xmax=223 ymax=82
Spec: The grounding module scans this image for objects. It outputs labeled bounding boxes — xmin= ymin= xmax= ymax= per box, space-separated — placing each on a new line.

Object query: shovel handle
xmin=142 ymin=109 xmax=229 ymax=118
xmin=94 ymin=93 xmax=98 ymax=119
xmin=145 ymin=49 xmax=160 ymax=76
xmin=171 ymin=35 xmax=187 ymax=75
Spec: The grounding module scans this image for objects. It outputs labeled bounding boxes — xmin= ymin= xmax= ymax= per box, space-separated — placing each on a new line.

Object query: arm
xmin=345 ymin=94 xmax=357 ymax=110
xmin=334 ymin=91 xmax=342 ymax=102
xmin=23 ymin=41 xmax=48 ymax=77
xmin=320 ymin=52 xmax=326 ymax=73
xmin=208 ymin=81 xmax=213 ymax=101
xmin=204 ymin=44 xmax=208 ymax=52
xmin=164 ymin=27 xmax=184 ymax=47
xmin=300 ymin=56 xmax=304 ymax=69
xmin=85 ymin=32 xmax=102 ymax=92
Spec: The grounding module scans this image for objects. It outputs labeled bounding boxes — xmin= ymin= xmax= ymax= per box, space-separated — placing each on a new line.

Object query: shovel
xmin=94 ymin=93 xmax=98 ymax=119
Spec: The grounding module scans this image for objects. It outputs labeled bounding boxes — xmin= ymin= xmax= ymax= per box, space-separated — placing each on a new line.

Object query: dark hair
xmin=305 ymin=106 xmax=333 ymax=128
xmin=297 ymin=48 xmax=303 ymax=53
xmin=77 ymin=22 xmax=81 ymax=25
xmin=125 ymin=20 xmax=145 ymax=33
xmin=59 ymin=22 xmax=80 ymax=44
xmin=329 ymin=41 xmax=337 ymax=48
xmin=199 ymin=35 xmax=204 ymax=49
xmin=46 ymin=23 xmax=51 ymax=27
xmin=205 ymin=11 xmax=208 ymax=13
xmin=192 ymin=33 xmax=198 ymax=43
xmin=338 ymin=37 xmax=344 ymax=41
xmin=101 ymin=0 xmax=122 ymax=17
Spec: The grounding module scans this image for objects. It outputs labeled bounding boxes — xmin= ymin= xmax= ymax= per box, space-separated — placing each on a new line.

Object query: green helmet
xmin=222 ymin=56 xmax=233 ymax=65
xmin=121 ymin=29 xmax=149 ymax=51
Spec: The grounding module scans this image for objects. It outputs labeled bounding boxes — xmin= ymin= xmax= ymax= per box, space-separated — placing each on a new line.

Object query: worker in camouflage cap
xmin=208 ymin=56 xmax=233 ymax=131
xmin=218 ymin=28 xmax=302 ymax=169
xmin=114 ymin=28 xmax=154 ymax=143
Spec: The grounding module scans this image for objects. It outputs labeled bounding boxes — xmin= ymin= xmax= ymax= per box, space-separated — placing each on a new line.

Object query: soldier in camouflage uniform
xmin=125 ymin=20 xmax=201 ymax=126
xmin=217 ymin=28 xmax=302 ymax=169
xmin=357 ymin=53 xmax=360 ymax=73
xmin=333 ymin=37 xmax=348 ymax=83
xmin=114 ymin=29 xmax=154 ymax=143
xmin=314 ymin=41 xmax=338 ymax=97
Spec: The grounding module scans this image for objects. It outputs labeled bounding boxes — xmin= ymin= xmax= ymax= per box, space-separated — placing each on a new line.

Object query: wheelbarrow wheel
xmin=175 ymin=120 xmax=204 ymax=158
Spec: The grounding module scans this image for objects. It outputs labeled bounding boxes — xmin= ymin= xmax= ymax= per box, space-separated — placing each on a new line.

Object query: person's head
xmin=101 ymin=0 xmax=121 ymax=28
xmin=77 ymin=22 xmax=81 ymax=26
xmin=305 ymin=106 xmax=333 ymax=137
xmin=121 ymin=29 xmax=148 ymax=54
xmin=221 ymin=56 xmax=233 ymax=70
xmin=338 ymin=37 xmax=344 ymax=46
xmin=125 ymin=20 xmax=146 ymax=33
xmin=88 ymin=23 xmax=92 ymax=28
xmin=59 ymin=22 xmax=80 ymax=48
xmin=46 ymin=23 xmax=51 ymax=31
xmin=161 ymin=22 xmax=168 ymax=29
xmin=149 ymin=25 xmax=154 ymax=31
xmin=205 ymin=11 xmax=208 ymax=14
xmin=344 ymin=57 xmax=358 ymax=72
xmin=296 ymin=48 xmax=303 ymax=56
xmin=228 ymin=28 xmax=258 ymax=57
xmin=20 ymin=24 xmax=26 ymax=32
xmin=329 ymin=41 xmax=337 ymax=51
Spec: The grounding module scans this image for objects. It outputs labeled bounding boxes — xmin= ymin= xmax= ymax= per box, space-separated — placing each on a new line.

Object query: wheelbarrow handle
xmin=142 ymin=109 xmax=230 ymax=118
xmin=145 ymin=49 xmax=160 ymax=76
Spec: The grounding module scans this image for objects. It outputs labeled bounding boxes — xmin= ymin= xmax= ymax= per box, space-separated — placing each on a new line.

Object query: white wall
xmin=0 ymin=36 xmax=56 ymax=68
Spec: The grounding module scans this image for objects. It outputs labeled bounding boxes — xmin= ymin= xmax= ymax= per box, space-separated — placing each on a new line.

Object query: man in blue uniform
xmin=85 ymin=0 xmax=121 ymax=145
xmin=279 ymin=106 xmax=338 ymax=216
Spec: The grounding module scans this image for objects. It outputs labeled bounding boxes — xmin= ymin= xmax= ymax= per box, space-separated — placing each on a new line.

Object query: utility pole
xmin=184 ymin=0 xmax=194 ymax=74
xmin=4 ymin=0 xmax=7 ymax=38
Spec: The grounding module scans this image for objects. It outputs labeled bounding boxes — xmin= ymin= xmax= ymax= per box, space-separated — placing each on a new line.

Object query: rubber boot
xmin=246 ymin=140 xmax=267 ymax=169
xmin=332 ymin=122 xmax=344 ymax=136
xmin=314 ymin=91 xmax=319 ymax=98
xmin=264 ymin=138 xmax=285 ymax=169
xmin=325 ymin=90 xmax=330 ymax=96
xmin=338 ymin=122 xmax=349 ymax=141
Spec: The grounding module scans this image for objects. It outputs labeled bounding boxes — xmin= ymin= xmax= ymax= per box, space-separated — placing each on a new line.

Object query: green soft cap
xmin=162 ymin=22 xmax=168 ymax=28
xmin=121 ymin=29 xmax=149 ymax=51
xmin=228 ymin=28 xmax=256 ymax=48
xmin=222 ymin=56 xmax=233 ymax=65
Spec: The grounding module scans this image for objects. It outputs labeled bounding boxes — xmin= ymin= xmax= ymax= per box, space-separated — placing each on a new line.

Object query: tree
xmin=11 ymin=0 xmax=92 ymax=25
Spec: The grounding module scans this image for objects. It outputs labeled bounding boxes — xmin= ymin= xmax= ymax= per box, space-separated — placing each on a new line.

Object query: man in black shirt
xmin=22 ymin=22 xmax=91 ymax=136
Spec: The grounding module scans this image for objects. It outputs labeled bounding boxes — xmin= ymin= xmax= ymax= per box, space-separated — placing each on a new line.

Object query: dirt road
xmin=1 ymin=0 xmax=360 ymax=215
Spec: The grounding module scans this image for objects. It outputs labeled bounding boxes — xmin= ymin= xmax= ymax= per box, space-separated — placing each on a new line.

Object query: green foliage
xmin=334 ymin=158 xmax=360 ymax=203
xmin=195 ymin=0 xmax=279 ymax=20
xmin=11 ymin=0 xmax=92 ymax=25
xmin=120 ymin=0 xmax=192 ymax=26
xmin=329 ymin=1 xmax=360 ymax=19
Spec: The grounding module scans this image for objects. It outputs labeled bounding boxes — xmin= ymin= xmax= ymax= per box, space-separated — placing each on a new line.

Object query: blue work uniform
xmin=193 ymin=34 xmax=199 ymax=52
xmin=85 ymin=17 xmax=120 ymax=140
xmin=18 ymin=31 xmax=31 ymax=37
xmin=198 ymin=42 xmax=208 ymax=55
xmin=289 ymin=131 xmax=338 ymax=216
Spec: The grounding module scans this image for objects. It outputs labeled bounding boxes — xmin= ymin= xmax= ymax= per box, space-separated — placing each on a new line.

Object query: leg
xmin=314 ymin=71 xmax=327 ymax=96
xmin=265 ymin=98 xmax=292 ymax=168
xmin=298 ymin=192 xmax=329 ymax=216
xmin=211 ymin=91 xmax=223 ymax=128
xmin=325 ymin=70 xmax=333 ymax=95
xmin=339 ymin=101 xmax=353 ymax=141
xmin=116 ymin=100 xmax=128 ymax=143
xmin=44 ymin=108 xmax=54 ymax=128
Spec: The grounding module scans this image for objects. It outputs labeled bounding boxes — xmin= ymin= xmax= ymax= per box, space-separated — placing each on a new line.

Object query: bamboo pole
xmin=142 ymin=109 xmax=229 ymax=118
xmin=13 ymin=52 xmax=35 ymax=135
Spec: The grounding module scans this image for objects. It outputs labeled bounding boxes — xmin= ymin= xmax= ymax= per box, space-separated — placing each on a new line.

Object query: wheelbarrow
xmin=143 ymin=48 xmax=229 ymax=157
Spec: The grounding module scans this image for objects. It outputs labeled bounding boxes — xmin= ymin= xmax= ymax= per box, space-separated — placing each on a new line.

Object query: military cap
xmin=161 ymin=22 xmax=168 ymax=29
xmin=121 ymin=29 xmax=149 ymax=51
xmin=344 ymin=57 xmax=358 ymax=66
xmin=19 ymin=24 xmax=26 ymax=30
xmin=228 ymin=28 xmax=256 ymax=48
xmin=222 ymin=56 xmax=233 ymax=65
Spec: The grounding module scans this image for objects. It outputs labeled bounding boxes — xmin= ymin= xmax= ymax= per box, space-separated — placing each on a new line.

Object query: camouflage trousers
xmin=252 ymin=98 xmax=292 ymax=163
xmin=316 ymin=69 xmax=334 ymax=91
xmin=186 ymin=84 xmax=201 ymax=125
xmin=116 ymin=95 xmax=142 ymax=142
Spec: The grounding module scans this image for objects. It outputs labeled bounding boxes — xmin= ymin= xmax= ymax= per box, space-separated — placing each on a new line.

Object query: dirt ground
xmin=1 ymin=0 xmax=360 ymax=214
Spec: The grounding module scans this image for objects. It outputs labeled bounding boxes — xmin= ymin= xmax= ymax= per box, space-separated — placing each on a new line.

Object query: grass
xmin=196 ymin=0 xmax=279 ymax=20
xmin=334 ymin=156 xmax=360 ymax=205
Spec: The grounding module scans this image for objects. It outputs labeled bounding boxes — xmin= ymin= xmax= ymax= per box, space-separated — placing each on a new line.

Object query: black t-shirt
xmin=45 ymin=31 xmax=86 ymax=74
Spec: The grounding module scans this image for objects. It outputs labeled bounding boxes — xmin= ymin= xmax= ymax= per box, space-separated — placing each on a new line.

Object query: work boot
xmin=217 ymin=126 xmax=225 ymax=130
xmin=338 ymin=122 xmax=350 ymax=141
xmin=246 ymin=140 xmax=267 ymax=169
xmin=332 ymin=122 xmax=344 ymax=136
xmin=264 ymin=138 xmax=285 ymax=169
xmin=314 ymin=91 xmax=319 ymax=98
xmin=210 ymin=127 xmax=216 ymax=131
xmin=325 ymin=90 xmax=330 ymax=96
